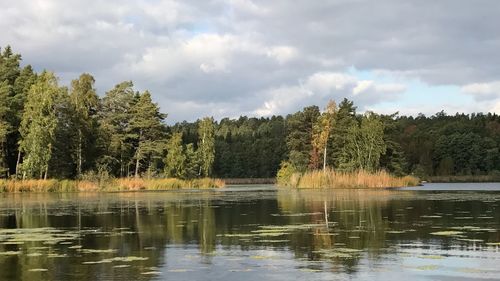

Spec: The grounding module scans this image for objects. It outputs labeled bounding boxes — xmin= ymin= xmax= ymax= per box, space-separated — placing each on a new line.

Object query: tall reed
xmin=0 ymin=178 xmax=225 ymax=193
xmin=280 ymin=169 xmax=419 ymax=189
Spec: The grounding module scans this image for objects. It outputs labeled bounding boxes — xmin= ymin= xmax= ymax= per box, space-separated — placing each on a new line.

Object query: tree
xmin=285 ymin=106 xmax=320 ymax=172
xmin=129 ymin=91 xmax=166 ymax=177
xmin=312 ymin=100 xmax=337 ymax=171
xmin=0 ymin=82 xmax=10 ymax=177
xmin=164 ymin=132 xmax=186 ymax=178
xmin=69 ymin=73 xmax=100 ymax=177
xmin=19 ymin=71 xmax=60 ymax=179
xmin=198 ymin=117 xmax=215 ymax=177
xmin=340 ymin=112 xmax=386 ymax=172
xmin=330 ymin=98 xmax=357 ymax=169
xmin=98 ymin=81 xmax=136 ymax=177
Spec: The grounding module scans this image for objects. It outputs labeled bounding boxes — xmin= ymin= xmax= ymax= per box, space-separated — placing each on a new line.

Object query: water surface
xmin=0 ymin=184 xmax=499 ymax=280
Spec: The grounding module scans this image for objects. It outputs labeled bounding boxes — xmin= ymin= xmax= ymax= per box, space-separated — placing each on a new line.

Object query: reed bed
xmin=0 ymin=178 xmax=225 ymax=193
xmin=280 ymin=169 xmax=419 ymax=189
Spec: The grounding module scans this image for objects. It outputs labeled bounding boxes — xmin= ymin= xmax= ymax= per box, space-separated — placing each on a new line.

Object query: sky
xmin=1 ymin=0 xmax=500 ymax=122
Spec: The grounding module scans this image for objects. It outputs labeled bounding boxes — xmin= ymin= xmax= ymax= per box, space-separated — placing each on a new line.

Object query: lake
xmin=0 ymin=183 xmax=499 ymax=280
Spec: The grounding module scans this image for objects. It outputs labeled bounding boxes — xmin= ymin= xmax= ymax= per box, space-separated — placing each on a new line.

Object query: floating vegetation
xmin=141 ymin=271 xmax=162 ymax=275
xmin=420 ymin=215 xmax=442 ymax=219
xmin=47 ymin=254 xmax=67 ymax=258
xmin=416 ymin=265 xmax=439 ymax=271
xmin=168 ymin=269 xmax=190 ymax=272
xmin=0 ymin=251 xmax=21 ymax=256
xmin=271 ymin=212 xmax=323 ymax=217
xmin=28 ymin=268 xmax=48 ymax=272
xmin=83 ymin=256 xmax=148 ymax=265
xmin=0 ymin=228 xmax=79 ymax=244
xmin=418 ymin=255 xmax=444 ymax=259
xmin=457 ymin=238 xmax=484 ymax=242
xmin=314 ymin=248 xmax=362 ymax=259
xmin=79 ymin=249 xmax=117 ymax=254
xmin=299 ymin=268 xmax=322 ymax=272
xmin=430 ymin=231 xmax=464 ymax=236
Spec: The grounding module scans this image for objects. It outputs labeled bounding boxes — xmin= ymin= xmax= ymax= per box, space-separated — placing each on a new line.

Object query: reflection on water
xmin=0 ymin=185 xmax=499 ymax=280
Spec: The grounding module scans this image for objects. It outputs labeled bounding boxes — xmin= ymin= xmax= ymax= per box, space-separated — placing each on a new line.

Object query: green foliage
xmin=98 ymin=81 xmax=136 ymax=177
xmin=69 ymin=73 xmax=100 ymax=177
xmin=339 ymin=112 xmax=386 ymax=172
xmin=276 ymin=161 xmax=298 ymax=187
xmin=19 ymin=71 xmax=60 ymax=179
xmin=164 ymin=132 xmax=186 ymax=178
xmin=286 ymin=106 xmax=320 ymax=172
xmin=198 ymin=117 xmax=215 ymax=177
xmin=3 ymin=46 xmax=500 ymax=181
xmin=129 ymin=91 xmax=166 ymax=177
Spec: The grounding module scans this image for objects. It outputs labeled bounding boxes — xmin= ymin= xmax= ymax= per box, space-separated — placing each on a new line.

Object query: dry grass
xmin=280 ymin=169 xmax=419 ymax=189
xmin=0 ymin=177 xmax=225 ymax=193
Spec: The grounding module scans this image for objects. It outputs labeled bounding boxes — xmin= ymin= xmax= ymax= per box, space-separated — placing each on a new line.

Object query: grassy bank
xmin=0 ymin=178 xmax=225 ymax=193
xmin=279 ymin=169 xmax=419 ymax=189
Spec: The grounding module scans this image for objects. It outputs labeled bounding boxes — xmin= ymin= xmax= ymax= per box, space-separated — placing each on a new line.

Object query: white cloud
xmin=462 ymin=81 xmax=500 ymax=101
xmin=1 ymin=0 xmax=498 ymax=121
xmin=266 ymin=46 xmax=298 ymax=64
xmin=254 ymin=71 xmax=407 ymax=116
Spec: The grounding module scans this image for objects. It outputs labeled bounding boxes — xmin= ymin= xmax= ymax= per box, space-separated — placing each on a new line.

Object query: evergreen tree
xmin=98 ymin=81 xmax=136 ymax=177
xmin=285 ymin=106 xmax=320 ymax=172
xmin=130 ymin=91 xmax=166 ymax=177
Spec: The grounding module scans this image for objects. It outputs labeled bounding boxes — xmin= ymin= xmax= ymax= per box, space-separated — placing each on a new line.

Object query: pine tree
xmin=98 ymin=81 xmax=135 ymax=177
xmin=130 ymin=91 xmax=166 ymax=177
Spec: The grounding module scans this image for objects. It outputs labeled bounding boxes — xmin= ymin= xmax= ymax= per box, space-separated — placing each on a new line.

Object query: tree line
xmin=2 ymin=46 xmax=500 ymax=180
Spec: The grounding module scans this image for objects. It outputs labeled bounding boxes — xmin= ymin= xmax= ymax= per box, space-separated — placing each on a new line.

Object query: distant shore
xmin=425 ymin=175 xmax=500 ymax=183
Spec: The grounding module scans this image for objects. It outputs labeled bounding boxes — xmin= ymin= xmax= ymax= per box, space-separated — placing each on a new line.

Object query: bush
xmin=276 ymin=161 xmax=299 ymax=187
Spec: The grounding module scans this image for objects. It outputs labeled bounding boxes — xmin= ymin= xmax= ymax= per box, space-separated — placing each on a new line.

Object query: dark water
xmin=0 ymin=184 xmax=499 ymax=281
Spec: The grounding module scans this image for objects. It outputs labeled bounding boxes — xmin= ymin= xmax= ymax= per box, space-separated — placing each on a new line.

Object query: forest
xmin=1 ymin=46 xmax=500 ymax=181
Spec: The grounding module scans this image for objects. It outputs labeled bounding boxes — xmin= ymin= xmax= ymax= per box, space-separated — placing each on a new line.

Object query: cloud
xmin=254 ymin=71 xmax=407 ymax=116
xmin=0 ymin=0 xmax=498 ymax=121
xmin=461 ymin=81 xmax=500 ymax=101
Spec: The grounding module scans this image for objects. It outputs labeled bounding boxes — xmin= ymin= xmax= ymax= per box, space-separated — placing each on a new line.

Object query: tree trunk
xmin=77 ymin=129 xmax=82 ymax=178
xmin=135 ymin=152 xmax=140 ymax=178
xmin=15 ymin=150 xmax=21 ymax=179
xmin=323 ymin=146 xmax=327 ymax=171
